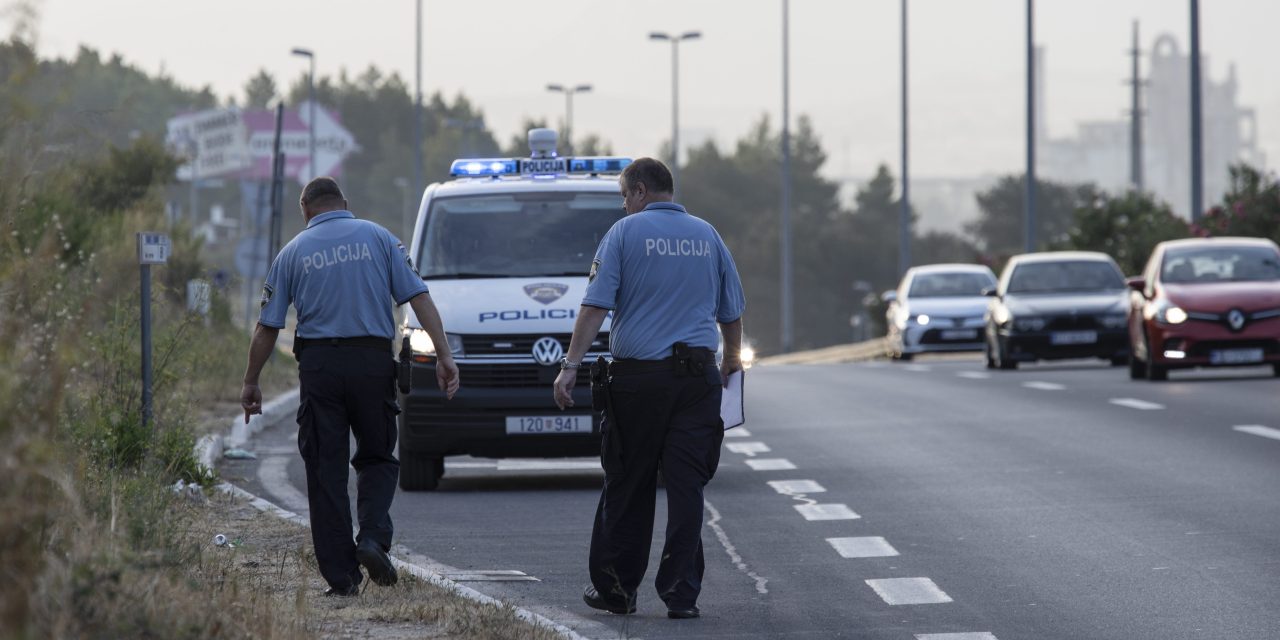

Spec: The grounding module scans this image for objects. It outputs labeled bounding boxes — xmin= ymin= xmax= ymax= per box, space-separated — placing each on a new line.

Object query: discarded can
xmin=213 ymin=534 xmax=228 ymax=546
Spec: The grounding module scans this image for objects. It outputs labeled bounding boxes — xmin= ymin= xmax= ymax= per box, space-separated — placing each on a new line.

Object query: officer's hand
xmin=241 ymin=383 xmax=263 ymax=423
xmin=436 ymin=356 xmax=460 ymax=400
xmin=553 ymin=369 xmax=577 ymax=410
xmin=720 ymin=357 xmax=743 ymax=388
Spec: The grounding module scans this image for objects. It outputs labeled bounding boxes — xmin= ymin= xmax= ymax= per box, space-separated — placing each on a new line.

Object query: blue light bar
xmin=449 ymin=158 xmax=519 ymax=177
xmin=568 ymin=157 xmax=632 ymax=174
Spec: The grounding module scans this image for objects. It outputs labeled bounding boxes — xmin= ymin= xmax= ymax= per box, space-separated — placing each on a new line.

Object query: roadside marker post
xmin=137 ymin=232 xmax=171 ymax=430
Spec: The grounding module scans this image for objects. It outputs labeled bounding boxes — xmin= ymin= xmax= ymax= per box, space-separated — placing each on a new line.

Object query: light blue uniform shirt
xmin=259 ymin=210 xmax=429 ymax=339
xmin=583 ymin=202 xmax=746 ymax=360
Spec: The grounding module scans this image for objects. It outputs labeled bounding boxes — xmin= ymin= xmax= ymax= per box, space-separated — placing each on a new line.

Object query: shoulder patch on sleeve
xmin=589 ymin=259 xmax=600 ymax=283
xmin=260 ymin=283 xmax=274 ymax=308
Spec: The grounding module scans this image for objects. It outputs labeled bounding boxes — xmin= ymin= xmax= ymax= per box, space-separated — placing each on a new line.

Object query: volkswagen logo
xmin=1227 ymin=309 xmax=1246 ymax=332
xmin=531 ymin=336 xmax=564 ymax=366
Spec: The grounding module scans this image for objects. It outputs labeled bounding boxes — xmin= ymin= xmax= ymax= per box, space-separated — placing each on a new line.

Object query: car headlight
xmin=1014 ymin=316 xmax=1046 ymax=331
xmin=913 ymin=314 xmax=931 ymax=326
xmin=740 ymin=345 xmax=756 ymax=369
xmin=1161 ymin=306 xmax=1188 ymax=325
xmin=1100 ymin=314 xmax=1128 ymax=329
xmin=408 ymin=330 xmax=463 ymax=357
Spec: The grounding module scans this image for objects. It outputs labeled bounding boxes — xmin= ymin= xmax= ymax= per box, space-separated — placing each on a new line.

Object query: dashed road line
xmin=865 ymin=577 xmax=953 ymax=605
xmin=746 ymin=458 xmax=796 ymax=471
xmin=827 ymin=536 xmax=899 ymax=558
xmin=956 ymin=371 xmax=991 ymax=380
xmin=726 ymin=441 xmax=771 ymax=456
xmin=767 ymin=479 xmax=826 ymax=494
xmin=795 ymin=503 xmax=860 ymax=521
xmin=915 ymin=634 xmax=999 ymax=640
xmin=1233 ymin=425 xmax=1280 ymax=441
xmin=1022 ymin=381 xmax=1065 ymax=391
xmin=724 ymin=428 xmax=752 ymax=438
xmin=1110 ymin=398 xmax=1165 ymax=411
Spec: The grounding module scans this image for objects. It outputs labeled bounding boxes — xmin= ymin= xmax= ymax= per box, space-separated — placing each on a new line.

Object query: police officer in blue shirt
xmin=241 ymin=177 xmax=459 ymax=597
xmin=553 ymin=158 xmax=746 ymax=619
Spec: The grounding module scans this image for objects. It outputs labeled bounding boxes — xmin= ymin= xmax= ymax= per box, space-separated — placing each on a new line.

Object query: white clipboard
xmin=720 ymin=370 xmax=745 ymax=430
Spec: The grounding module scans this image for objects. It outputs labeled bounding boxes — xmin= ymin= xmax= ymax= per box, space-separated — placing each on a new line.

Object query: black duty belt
xmin=293 ymin=335 xmax=392 ymax=358
xmin=610 ymin=347 xmax=715 ymax=376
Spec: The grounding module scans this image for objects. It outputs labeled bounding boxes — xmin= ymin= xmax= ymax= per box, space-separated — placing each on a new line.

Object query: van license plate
xmin=506 ymin=415 xmax=592 ymax=435
xmin=1050 ymin=330 xmax=1097 ymax=345
xmin=1209 ymin=348 xmax=1264 ymax=365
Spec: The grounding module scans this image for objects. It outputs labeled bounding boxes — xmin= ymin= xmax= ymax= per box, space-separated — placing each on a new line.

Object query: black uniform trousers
xmin=296 ymin=345 xmax=400 ymax=590
xmin=589 ymin=364 xmax=724 ymax=609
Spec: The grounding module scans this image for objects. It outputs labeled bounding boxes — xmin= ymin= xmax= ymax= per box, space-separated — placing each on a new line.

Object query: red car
xmin=1127 ymin=237 xmax=1280 ymax=381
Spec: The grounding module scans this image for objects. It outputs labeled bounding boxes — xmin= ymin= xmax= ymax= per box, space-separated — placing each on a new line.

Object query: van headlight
xmin=408 ymin=330 xmax=463 ymax=357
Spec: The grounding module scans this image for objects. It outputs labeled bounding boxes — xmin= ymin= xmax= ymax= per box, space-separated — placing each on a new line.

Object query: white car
xmin=398 ymin=129 xmax=629 ymax=490
xmin=884 ymin=263 xmax=998 ymax=360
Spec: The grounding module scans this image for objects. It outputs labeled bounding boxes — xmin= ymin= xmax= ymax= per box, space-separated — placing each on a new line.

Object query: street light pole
xmin=290 ymin=47 xmax=316 ymax=180
xmin=649 ymin=30 xmax=701 ymax=198
xmin=413 ymin=0 xmax=423 ymax=213
xmin=546 ymin=84 xmax=593 ymax=155
xmin=899 ymin=0 xmax=911 ymax=277
xmin=780 ymin=0 xmax=793 ymax=353
xmin=1024 ymin=0 xmax=1037 ymax=253
xmin=1189 ymin=0 xmax=1204 ymax=222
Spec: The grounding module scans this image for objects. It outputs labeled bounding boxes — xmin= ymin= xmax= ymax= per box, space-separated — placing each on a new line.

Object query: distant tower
xmin=1128 ymin=20 xmax=1145 ymax=191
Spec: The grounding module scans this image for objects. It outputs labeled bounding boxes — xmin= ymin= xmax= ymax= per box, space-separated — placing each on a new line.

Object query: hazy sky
xmin=28 ymin=0 xmax=1280 ymax=182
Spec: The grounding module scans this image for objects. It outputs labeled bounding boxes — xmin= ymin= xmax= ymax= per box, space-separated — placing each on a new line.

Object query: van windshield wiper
xmin=421 ymin=273 xmax=522 ymax=280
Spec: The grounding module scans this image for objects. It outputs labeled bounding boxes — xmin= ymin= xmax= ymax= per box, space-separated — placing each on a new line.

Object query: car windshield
xmin=908 ymin=272 xmax=995 ymax=298
xmin=1161 ymin=245 xmax=1280 ymax=283
xmin=1006 ymin=260 xmax=1125 ymax=294
xmin=417 ymin=191 xmax=624 ymax=278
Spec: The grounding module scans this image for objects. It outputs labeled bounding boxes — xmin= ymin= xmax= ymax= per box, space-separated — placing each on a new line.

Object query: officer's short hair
xmin=300 ymin=177 xmax=345 ymax=209
xmin=620 ymin=157 xmax=674 ymax=195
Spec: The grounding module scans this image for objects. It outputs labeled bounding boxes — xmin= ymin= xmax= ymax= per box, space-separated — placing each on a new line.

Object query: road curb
xmin=203 ymin=392 xmax=593 ymax=640
xmin=756 ymin=337 xmax=888 ymax=366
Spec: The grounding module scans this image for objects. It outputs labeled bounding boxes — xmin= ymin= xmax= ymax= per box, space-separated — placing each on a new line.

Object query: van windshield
xmin=417 ymin=191 xmax=624 ymax=279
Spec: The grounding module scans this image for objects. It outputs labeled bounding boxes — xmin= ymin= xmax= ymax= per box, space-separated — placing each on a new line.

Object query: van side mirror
xmin=880 ymin=290 xmax=897 ymax=304
xmin=1125 ymin=276 xmax=1146 ymax=293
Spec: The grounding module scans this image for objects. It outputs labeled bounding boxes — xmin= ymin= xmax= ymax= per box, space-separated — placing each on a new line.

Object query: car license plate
xmin=941 ymin=329 xmax=978 ymax=341
xmin=505 ymin=415 xmax=592 ymax=435
xmin=1209 ymin=348 xmax=1264 ymax=365
xmin=1050 ymin=330 xmax=1097 ymax=345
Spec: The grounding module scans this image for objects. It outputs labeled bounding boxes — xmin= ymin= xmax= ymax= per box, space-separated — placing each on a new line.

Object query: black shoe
xmin=324 ymin=584 xmax=359 ymax=597
xmin=583 ymin=586 xmax=636 ymax=615
xmin=667 ymin=605 xmax=700 ymax=619
xmin=356 ymin=539 xmax=398 ymax=587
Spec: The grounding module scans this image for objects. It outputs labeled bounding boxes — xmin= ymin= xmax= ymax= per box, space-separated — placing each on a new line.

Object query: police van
xmin=397 ymin=129 xmax=625 ymax=490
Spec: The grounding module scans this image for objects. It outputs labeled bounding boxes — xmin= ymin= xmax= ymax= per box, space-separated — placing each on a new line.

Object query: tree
xmin=968 ymin=175 xmax=1100 ymax=260
xmin=1196 ymin=164 xmax=1280 ymax=244
xmin=1060 ymin=190 xmax=1189 ymax=275
xmin=242 ymin=69 xmax=276 ymax=109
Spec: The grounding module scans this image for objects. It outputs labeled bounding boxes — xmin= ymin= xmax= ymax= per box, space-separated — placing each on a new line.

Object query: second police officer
xmin=241 ymin=177 xmax=460 ymax=597
xmin=552 ymin=157 xmax=746 ymax=620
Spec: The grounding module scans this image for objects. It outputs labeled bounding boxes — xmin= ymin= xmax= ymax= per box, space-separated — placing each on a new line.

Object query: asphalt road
xmin=227 ymin=357 xmax=1280 ymax=639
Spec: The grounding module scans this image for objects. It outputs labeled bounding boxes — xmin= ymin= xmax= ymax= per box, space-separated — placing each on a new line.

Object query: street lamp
xmin=290 ymin=47 xmax=316 ymax=181
xmin=649 ymin=30 xmax=701 ymax=197
xmin=780 ymin=0 xmax=793 ymax=353
xmin=545 ymin=83 xmax=592 ymax=155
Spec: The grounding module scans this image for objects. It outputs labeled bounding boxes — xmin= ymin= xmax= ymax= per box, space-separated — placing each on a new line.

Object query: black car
xmin=984 ymin=251 xmax=1131 ymax=369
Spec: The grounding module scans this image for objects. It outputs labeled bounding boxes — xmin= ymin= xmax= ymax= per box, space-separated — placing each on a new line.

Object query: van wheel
xmin=400 ymin=455 xmax=444 ymax=491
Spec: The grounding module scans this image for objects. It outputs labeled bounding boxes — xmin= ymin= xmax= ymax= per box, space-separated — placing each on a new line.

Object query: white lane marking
xmin=904 ymin=364 xmax=932 ymax=372
xmin=827 ymin=536 xmax=899 ymax=558
xmin=915 ymin=634 xmax=999 ymax=640
xmin=447 ymin=461 xmax=500 ymax=469
xmin=865 ymin=577 xmax=954 ymax=605
xmin=726 ymin=441 xmax=771 ymax=456
xmin=1110 ymin=398 xmax=1165 ymax=411
xmin=496 ymin=460 xmax=601 ymax=471
xmin=795 ymin=503 xmax=860 ymax=521
xmin=956 ymin=371 xmax=991 ymax=380
xmin=1022 ymin=381 xmax=1065 ymax=391
xmin=705 ymin=500 xmax=769 ymax=594
xmin=746 ymin=458 xmax=796 ymax=471
xmin=768 ymin=480 xmax=826 ymax=495
xmin=724 ymin=428 xmax=752 ymax=438
xmin=1233 ymin=425 xmax=1280 ymax=441
xmin=257 ymin=455 xmax=310 ymax=513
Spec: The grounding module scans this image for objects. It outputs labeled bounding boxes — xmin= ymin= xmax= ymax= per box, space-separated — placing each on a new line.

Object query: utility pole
xmin=899 ymin=0 xmax=911 ymax=277
xmin=413 ymin=0 xmax=424 ymax=231
xmin=780 ymin=0 xmax=793 ymax=353
xmin=546 ymin=84 xmax=593 ymax=156
xmin=1189 ymin=0 xmax=1204 ymax=222
xmin=1128 ymin=20 xmax=1145 ymax=191
xmin=1024 ymin=0 xmax=1037 ymax=253
xmin=649 ymin=30 xmax=701 ymax=197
